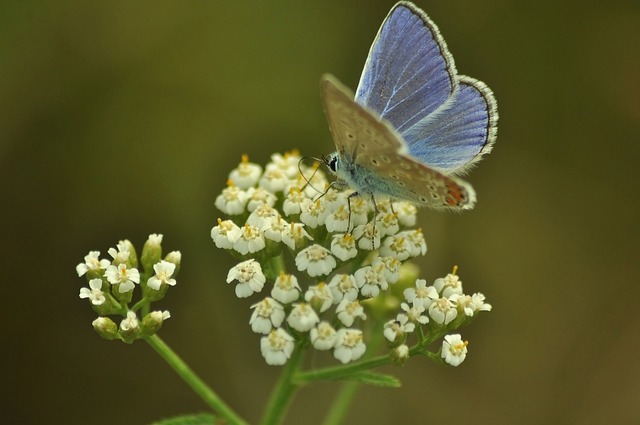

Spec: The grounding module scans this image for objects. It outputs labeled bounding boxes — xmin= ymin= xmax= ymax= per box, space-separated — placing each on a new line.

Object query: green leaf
xmin=150 ymin=413 xmax=219 ymax=425
xmin=338 ymin=371 xmax=402 ymax=388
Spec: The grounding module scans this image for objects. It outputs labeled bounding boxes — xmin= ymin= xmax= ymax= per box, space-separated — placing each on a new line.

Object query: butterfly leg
xmin=345 ymin=191 xmax=360 ymax=234
xmin=370 ymin=195 xmax=380 ymax=250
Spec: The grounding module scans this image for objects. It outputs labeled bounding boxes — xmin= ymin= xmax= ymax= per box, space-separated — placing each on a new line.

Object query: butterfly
xmin=321 ymin=1 xmax=498 ymax=210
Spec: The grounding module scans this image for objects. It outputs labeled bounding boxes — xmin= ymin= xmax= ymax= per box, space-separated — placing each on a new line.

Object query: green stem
xmin=145 ymin=335 xmax=249 ymax=425
xmin=294 ymin=354 xmax=389 ymax=384
xmin=260 ymin=344 xmax=305 ymax=425
xmin=319 ymin=322 xmax=387 ymax=425
xmin=321 ymin=381 xmax=359 ymax=425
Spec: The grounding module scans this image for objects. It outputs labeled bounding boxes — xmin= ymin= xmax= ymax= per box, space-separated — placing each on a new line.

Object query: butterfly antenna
xmin=298 ymin=156 xmax=324 ymax=193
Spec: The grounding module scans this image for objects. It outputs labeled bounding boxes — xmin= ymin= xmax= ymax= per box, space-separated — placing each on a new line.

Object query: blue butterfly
xmin=322 ymin=1 xmax=498 ymax=210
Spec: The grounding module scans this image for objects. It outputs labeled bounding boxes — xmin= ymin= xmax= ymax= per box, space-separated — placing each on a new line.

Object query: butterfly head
xmin=322 ymin=152 xmax=340 ymax=175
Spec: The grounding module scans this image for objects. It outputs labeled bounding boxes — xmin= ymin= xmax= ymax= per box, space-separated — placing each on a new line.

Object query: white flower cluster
xmin=385 ymin=270 xmax=491 ymax=366
xmin=213 ymin=152 xmax=491 ymax=366
xmin=76 ymin=234 xmax=180 ymax=343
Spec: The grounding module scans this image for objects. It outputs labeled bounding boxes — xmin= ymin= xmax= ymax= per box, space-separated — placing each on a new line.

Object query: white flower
xmin=76 ymin=251 xmax=110 ymax=277
xmin=304 ymin=282 xmax=334 ymax=313
xmin=246 ymin=187 xmax=277 ymax=212
xmin=79 ymin=278 xmax=107 ymax=305
xmin=429 ymin=296 xmax=458 ymax=325
xmin=372 ymin=256 xmax=401 ymax=284
xmin=300 ymin=199 xmax=329 ymax=229
xmin=215 ymin=181 xmax=248 ymax=215
xmin=374 ymin=198 xmax=393 ymax=213
xmin=383 ymin=314 xmax=415 ymax=343
xmin=330 ymin=233 xmax=358 ymax=261
xmin=261 ymin=328 xmax=295 ymax=365
xmin=250 ymin=298 xmax=285 ymax=334
xmin=450 ymin=292 xmax=492 ymax=317
xmin=263 ymin=215 xmax=289 ymax=244
xmin=354 ymin=265 xmax=387 ymax=298
xmin=287 ymin=303 xmax=320 ymax=332
xmin=327 ymin=274 xmax=359 ymax=303
xmin=352 ymin=222 xmax=381 ymax=250
xmin=104 ymin=263 xmax=140 ymax=293
xmin=259 ymin=167 xmax=289 ymax=193
xmin=394 ymin=202 xmax=417 ymax=227
xmin=283 ymin=187 xmax=307 ymax=216
xmin=399 ymin=229 xmax=427 ymax=257
xmin=470 ymin=292 xmax=492 ymax=312
xmin=108 ymin=240 xmax=132 ymax=265
xmin=376 ymin=212 xmax=400 ymax=236
xmin=226 ymin=259 xmax=266 ymax=298
xmin=325 ymin=205 xmax=350 ymax=233
xmin=380 ymin=234 xmax=412 ymax=261
xmin=246 ymin=204 xmax=279 ymax=228
xmin=310 ymin=321 xmax=337 ymax=351
xmin=301 ymin=170 xmax=329 ymax=198
xmin=268 ymin=150 xmax=302 ymax=179
xmin=229 ymin=154 xmax=262 ymax=189
xmin=319 ymin=188 xmax=347 ymax=212
xmin=400 ymin=302 xmax=429 ymax=325
xmin=336 ymin=299 xmax=366 ymax=327
xmin=147 ymin=260 xmax=177 ymax=290
xmin=120 ymin=310 xmax=139 ymax=332
xmin=211 ymin=219 xmax=242 ymax=249
xmin=271 ymin=273 xmax=302 ymax=304
xmin=348 ymin=198 xmax=369 ymax=227
xmin=281 ymin=222 xmax=313 ymax=250
xmin=404 ymin=279 xmax=439 ymax=310
xmin=434 ymin=272 xmax=463 ymax=298
xmin=333 ymin=329 xmax=366 ymax=364
xmin=295 ymin=244 xmax=336 ymax=277
xmin=233 ymin=224 xmax=266 ymax=255
xmin=441 ymin=334 xmax=468 ymax=366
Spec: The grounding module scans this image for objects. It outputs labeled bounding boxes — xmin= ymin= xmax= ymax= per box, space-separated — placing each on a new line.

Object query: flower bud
xmin=141 ymin=310 xmax=171 ymax=335
xmin=389 ymin=344 xmax=410 ymax=365
xmin=141 ymin=234 xmax=163 ymax=273
xmin=121 ymin=239 xmax=138 ymax=268
xmin=164 ymin=250 xmax=182 ymax=277
xmin=92 ymin=317 xmax=118 ymax=340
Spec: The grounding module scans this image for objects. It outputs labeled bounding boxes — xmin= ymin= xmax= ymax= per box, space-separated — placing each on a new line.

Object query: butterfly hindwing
xmin=402 ymin=75 xmax=498 ymax=175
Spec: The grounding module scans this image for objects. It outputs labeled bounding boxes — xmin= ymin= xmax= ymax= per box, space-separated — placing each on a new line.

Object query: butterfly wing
xmin=355 ymin=2 xmax=457 ymax=134
xmin=356 ymin=2 xmax=498 ymax=175
xmin=322 ymin=74 xmax=406 ymax=160
xmin=402 ymin=75 xmax=498 ymax=175
xmin=322 ymin=75 xmax=475 ymax=210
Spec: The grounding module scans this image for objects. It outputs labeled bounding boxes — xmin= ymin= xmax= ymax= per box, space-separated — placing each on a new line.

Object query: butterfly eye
xmin=329 ymin=156 xmax=338 ymax=172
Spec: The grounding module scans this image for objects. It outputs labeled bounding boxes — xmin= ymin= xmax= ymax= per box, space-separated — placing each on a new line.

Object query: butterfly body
xmin=322 ymin=1 xmax=498 ymax=210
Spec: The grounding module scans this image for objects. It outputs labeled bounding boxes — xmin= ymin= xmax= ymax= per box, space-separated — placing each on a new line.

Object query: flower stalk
xmin=145 ymin=334 xmax=249 ymax=425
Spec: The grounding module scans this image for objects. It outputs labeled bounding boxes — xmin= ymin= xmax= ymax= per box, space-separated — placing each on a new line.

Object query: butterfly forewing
xmin=322 ymin=75 xmax=406 ymax=158
xmin=356 ymin=2 xmax=457 ymax=133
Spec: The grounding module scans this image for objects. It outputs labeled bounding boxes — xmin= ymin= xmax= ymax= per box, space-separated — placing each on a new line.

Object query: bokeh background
xmin=2 ymin=0 xmax=639 ymax=424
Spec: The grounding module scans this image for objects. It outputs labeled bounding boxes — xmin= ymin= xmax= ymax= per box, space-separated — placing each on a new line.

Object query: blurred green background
xmin=2 ymin=0 xmax=639 ymax=424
